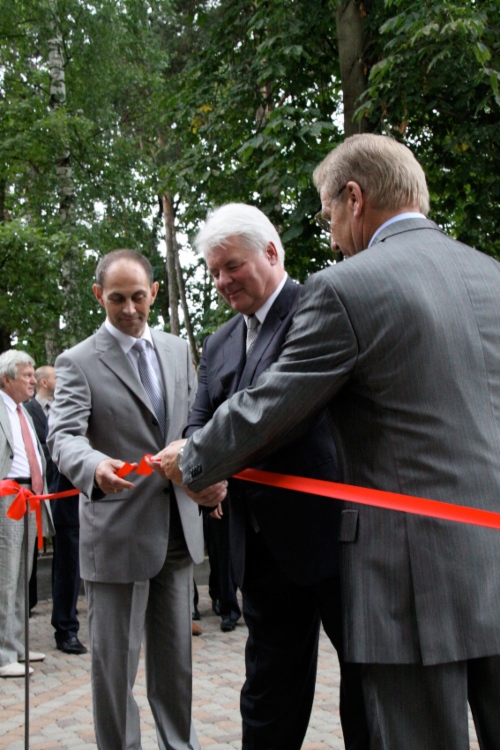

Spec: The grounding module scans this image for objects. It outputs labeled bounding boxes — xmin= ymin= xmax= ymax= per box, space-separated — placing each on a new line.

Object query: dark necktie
xmin=132 ymin=340 xmax=166 ymax=435
xmin=17 ymin=405 xmax=44 ymax=494
xmin=246 ymin=315 xmax=260 ymax=355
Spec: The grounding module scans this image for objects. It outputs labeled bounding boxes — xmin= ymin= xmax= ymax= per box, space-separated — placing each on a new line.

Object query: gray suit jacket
xmin=48 ymin=325 xmax=203 ymax=583
xmin=183 ymin=218 xmax=500 ymax=666
xmin=0 ymin=397 xmax=54 ymax=535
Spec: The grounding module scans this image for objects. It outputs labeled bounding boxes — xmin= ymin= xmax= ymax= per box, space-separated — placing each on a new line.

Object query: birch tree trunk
xmin=47 ymin=9 xmax=83 ymax=358
xmin=161 ymin=192 xmax=199 ymax=364
xmin=162 ymin=191 xmax=181 ymax=336
xmin=335 ymin=0 xmax=370 ymax=136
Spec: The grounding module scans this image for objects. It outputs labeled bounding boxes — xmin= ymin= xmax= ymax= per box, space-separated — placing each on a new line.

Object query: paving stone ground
xmin=0 ymin=582 xmax=479 ymax=749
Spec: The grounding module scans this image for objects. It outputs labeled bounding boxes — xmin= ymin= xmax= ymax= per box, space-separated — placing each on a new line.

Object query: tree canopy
xmin=1 ymin=0 xmax=499 ymax=362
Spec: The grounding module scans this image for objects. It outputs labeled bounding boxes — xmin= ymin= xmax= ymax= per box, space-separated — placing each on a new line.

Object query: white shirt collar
xmin=105 ymin=319 xmax=154 ymax=354
xmin=0 ymin=389 xmax=17 ymax=412
xmin=369 ymin=212 xmax=427 ymax=247
xmin=244 ymin=273 xmax=288 ymax=327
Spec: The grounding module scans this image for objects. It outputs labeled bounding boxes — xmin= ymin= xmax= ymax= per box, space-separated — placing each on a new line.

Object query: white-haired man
xmin=0 ymin=350 xmax=53 ymax=677
xmin=160 ymin=136 xmax=500 ymax=749
xmin=156 ymin=203 xmax=368 ymax=750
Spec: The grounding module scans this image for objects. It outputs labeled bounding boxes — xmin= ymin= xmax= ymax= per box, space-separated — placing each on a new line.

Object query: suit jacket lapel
xmin=0 ymin=397 xmax=15 ymax=454
xmin=238 ymin=278 xmax=298 ymax=391
xmin=95 ymin=325 xmax=153 ymax=416
xmin=218 ymin=315 xmax=247 ymax=398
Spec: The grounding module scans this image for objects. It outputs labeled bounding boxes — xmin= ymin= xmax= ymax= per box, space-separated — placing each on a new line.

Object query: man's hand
xmin=185 ymin=482 xmax=228 ymax=507
xmin=95 ymin=458 xmax=135 ymax=495
xmin=209 ymin=503 xmax=224 ymax=520
xmin=150 ymin=439 xmax=187 ymax=484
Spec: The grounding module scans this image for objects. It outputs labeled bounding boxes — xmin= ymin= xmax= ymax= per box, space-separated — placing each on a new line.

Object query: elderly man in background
xmin=160 ymin=135 xmax=500 ymax=750
xmin=157 ymin=203 xmax=368 ymax=750
xmin=0 ymin=350 xmax=53 ymax=678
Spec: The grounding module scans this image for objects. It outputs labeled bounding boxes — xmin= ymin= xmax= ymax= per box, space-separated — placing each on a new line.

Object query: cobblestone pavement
xmin=0 ymin=584 xmax=479 ymax=750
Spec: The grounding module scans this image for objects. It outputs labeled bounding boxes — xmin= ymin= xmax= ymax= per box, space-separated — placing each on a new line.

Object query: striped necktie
xmin=246 ymin=315 xmax=260 ymax=355
xmin=132 ymin=340 xmax=166 ymax=435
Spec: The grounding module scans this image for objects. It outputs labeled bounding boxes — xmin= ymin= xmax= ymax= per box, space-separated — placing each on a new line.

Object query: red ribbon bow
xmin=1 ymin=480 xmax=80 ymax=549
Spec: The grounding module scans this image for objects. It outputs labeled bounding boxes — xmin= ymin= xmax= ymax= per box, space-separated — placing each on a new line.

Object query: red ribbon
xmin=233 ymin=468 xmax=500 ymax=531
xmin=1 ymin=480 xmax=80 ymax=549
xmin=121 ymin=457 xmax=500 ymax=530
xmin=9 ymin=456 xmax=499 ymax=542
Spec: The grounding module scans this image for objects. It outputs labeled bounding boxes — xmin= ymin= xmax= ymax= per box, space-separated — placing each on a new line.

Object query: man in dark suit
xmin=161 ymin=136 xmax=500 ymax=749
xmin=165 ymin=204 xmax=368 ymax=750
xmin=26 ymin=367 xmax=87 ymax=655
xmin=25 ymin=365 xmax=57 ymax=614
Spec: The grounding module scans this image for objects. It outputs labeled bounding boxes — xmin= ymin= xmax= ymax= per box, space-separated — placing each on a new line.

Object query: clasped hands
xmin=94 ymin=439 xmax=227 ymax=508
xmin=150 ymin=439 xmax=228 ymax=508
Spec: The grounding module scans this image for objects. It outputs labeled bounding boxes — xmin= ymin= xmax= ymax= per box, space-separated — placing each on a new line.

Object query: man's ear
xmin=265 ymin=242 xmax=279 ymax=265
xmin=150 ymin=281 xmax=159 ymax=302
xmin=346 ymin=181 xmax=364 ymax=219
xmin=93 ymin=284 xmax=105 ymax=308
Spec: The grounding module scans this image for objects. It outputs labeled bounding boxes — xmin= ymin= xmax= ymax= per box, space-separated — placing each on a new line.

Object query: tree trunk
xmin=335 ymin=0 xmax=370 ymax=136
xmin=161 ymin=192 xmax=199 ymax=364
xmin=48 ymin=9 xmax=82 ymax=351
xmin=0 ymin=178 xmax=6 ymax=223
xmin=174 ymin=232 xmax=199 ymax=367
xmin=162 ymin=192 xmax=180 ymax=336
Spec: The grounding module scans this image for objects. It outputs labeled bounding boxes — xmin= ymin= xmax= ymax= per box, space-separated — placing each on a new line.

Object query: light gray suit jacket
xmin=48 ymin=325 xmax=203 ymax=583
xmin=183 ymin=218 xmax=500 ymax=666
xmin=0 ymin=397 xmax=54 ymax=535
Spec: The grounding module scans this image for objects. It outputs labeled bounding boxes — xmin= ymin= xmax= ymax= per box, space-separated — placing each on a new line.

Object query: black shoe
xmin=192 ymin=604 xmax=201 ymax=621
xmin=212 ymin=599 xmax=221 ymax=616
xmin=56 ymin=636 xmax=88 ymax=655
xmin=220 ymin=618 xmax=236 ymax=632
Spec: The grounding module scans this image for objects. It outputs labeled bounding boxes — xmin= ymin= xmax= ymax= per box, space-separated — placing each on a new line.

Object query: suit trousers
xmin=362 ymin=657 xmax=500 ymax=750
xmin=241 ymin=529 xmax=369 ymax=750
xmin=204 ymin=510 xmax=241 ymax=622
xmin=51 ymin=525 xmax=81 ymax=643
xmin=85 ymin=506 xmax=200 ymax=750
xmin=0 ymin=493 xmax=37 ymax=666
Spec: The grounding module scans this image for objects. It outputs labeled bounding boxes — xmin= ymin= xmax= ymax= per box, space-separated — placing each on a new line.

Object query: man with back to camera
xmin=0 ymin=350 xmax=53 ymax=677
xmin=157 ymin=203 xmax=369 ymax=750
xmin=47 ymin=249 xmax=219 ymax=750
xmin=159 ymin=135 xmax=500 ymax=749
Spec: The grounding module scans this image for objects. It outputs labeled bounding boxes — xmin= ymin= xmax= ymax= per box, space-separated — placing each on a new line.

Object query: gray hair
xmin=194 ymin=203 xmax=285 ymax=266
xmin=0 ymin=349 xmax=35 ymax=386
xmin=313 ymin=134 xmax=430 ymax=215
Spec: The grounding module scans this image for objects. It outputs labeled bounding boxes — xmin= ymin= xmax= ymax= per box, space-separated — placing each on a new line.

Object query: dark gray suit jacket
xmin=182 ymin=218 xmax=500 ymax=666
xmin=185 ymin=277 xmax=342 ymax=588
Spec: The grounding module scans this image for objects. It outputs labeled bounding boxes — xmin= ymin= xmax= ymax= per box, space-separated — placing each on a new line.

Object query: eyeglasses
xmin=314 ymin=184 xmax=347 ymax=234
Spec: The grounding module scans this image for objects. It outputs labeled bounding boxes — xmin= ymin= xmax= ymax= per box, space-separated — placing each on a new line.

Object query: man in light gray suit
xmin=48 ymin=250 xmax=211 ymax=750
xmin=160 ymin=135 xmax=500 ymax=749
xmin=0 ymin=349 xmax=53 ymax=678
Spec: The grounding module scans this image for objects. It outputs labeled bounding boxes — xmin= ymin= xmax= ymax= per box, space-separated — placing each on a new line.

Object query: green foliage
xmin=2 ymin=0 xmax=500 ymax=360
xmin=360 ymin=0 xmax=500 ymax=258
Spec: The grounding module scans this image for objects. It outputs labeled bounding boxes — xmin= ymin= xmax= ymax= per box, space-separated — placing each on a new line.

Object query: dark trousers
xmin=363 ymin=656 xmax=500 ymax=749
xmin=204 ymin=511 xmax=241 ymax=622
xmin=241 ymin=529 xmax=369 ymax=750
xmin=51 ymin=525 xmax=81 ymax=642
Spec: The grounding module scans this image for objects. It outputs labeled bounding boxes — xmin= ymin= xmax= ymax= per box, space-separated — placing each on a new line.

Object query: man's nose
xmin=122 ymin=298 xmax=136 ymax=314
xmin=217 ymin=270 xmax=231 ymax=287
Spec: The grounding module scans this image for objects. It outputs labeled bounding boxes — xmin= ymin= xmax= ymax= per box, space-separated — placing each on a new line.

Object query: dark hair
xmin=95 ymin=249 xmax=154 ymax=288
